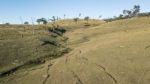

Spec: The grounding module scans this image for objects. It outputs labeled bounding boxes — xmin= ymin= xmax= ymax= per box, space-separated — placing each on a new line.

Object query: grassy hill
xmin=1 ymin=17 xmax=150 ymax=84
xmin=0 ymin=25 xmax=70 ymax=77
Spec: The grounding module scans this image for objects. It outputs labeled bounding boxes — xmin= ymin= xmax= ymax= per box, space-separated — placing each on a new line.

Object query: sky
xmin=0 ymin=0 xmax=150 ymax=24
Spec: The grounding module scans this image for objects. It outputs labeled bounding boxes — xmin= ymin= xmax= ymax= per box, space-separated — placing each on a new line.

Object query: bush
xmin=84 ymin=23 xmax=91 ymax=26
xmin=73 ymin=18 xmax=79 ymax=24
xmin=24 ymin=21 xmax=29 ymax=25
xmin=5 ymin=23 xmax=10 ymax=25
xmin=40 ymin=37 xmax=59 ymax=46
xmin=48 ymin=27 xmax=66 ymax=36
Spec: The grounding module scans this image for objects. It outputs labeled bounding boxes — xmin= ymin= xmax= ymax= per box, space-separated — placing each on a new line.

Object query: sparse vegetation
xmin=78 ymin=13 xmax=82 ymax=18
xmin=48 ymin=27 xmax=66 ymax=36
xmin=104 ymin=5 xmax=146 ymax=22
xmin=2 ymin=1 xmax=150 ymax=84
xmin=5 ymin=23 xmax=10 ymax=25
xmin=73 ymin=17 xmax=79 ymax=24
xmin=36 ymin=18 xmax=48 ymax=25
xmin=84 ymin=16 xmax=90 ymax=23
xmin=24 ymin=21 xmax=29 ymax=25
xmin=50 ymin=16 xmax=57 ymax=24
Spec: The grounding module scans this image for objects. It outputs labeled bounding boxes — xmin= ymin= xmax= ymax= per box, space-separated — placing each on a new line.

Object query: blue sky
xmin=0 ymin=0 xmax=150 ymax=24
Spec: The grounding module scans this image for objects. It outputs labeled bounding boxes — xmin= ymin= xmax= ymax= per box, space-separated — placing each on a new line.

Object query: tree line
xmin=4 ymin=5 xmax=150 ymax=25
xmin=104 ymin=5 xmax=150 ymax=22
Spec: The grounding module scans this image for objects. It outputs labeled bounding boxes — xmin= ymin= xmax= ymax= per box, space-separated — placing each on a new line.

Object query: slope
xmin=1 ymin=17 xmax=150 ymax=84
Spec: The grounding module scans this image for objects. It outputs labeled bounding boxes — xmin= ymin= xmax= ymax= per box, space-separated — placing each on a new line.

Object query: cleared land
xmin=1 ymin=17 xmax=150 ymax=84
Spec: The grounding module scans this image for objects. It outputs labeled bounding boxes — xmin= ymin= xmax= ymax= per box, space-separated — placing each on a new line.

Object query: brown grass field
xmin=1 ymin=17 xmax=150 ymax=84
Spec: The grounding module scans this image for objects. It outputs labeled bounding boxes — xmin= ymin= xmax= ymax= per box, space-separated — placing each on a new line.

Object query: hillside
xmin=0 ymin=25 xmax=70 ymax=77
xmin=1 ymin=17 xmax=150 ymax=84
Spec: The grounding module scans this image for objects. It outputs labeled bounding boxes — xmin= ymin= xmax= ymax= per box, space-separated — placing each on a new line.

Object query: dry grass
xmin=0 ymin=25 xmax=69 ymax=76
xmin=1 ymin=17 xmax=150 ymax=84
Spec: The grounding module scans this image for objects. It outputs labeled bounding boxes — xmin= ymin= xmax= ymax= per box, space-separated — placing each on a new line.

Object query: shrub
xmin=5 ymin=23 xmax=10 ymax=25
xmin=36 ymin=18 xmax=48 ymax=25
xmin=73 ymin=18 xmax=79 ymax=24
xmin=84 ymin=23 xmax=91 ymax=26
xmin=40 ymin=37 xmax=59 ymax=46
xmin=48 ymin=27 xmax=66 ymax=36
xmin=24 ymin=21 xmax=29 ymax=25
xmin=84 ymin=16 xmax=90 ymax=23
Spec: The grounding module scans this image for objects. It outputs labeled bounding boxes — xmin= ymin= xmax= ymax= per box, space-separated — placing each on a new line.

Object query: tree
xmin=84 ymin=16 xmax=90 ymax=23
xmin=42 ymin=18 xmax=48 ymax=25
xmin=123 ymin=10 xmax=132 ymax=17
xmin=24 ymin=21 xmax=29 ymax=25
xmin=79 ymin=13 xmax=81 ymax=18
xmin=123 ymin=10 xmax=127 ymax=15
xmin=36 ymin=19 xmax=41 ymax=24
xmin=73 ymin=18 xmax=79 ymax=24
xmin=5 ymin=23 xmax=10 ymax=25
xmin=104 ymin=5 xmax=141 ymax=22
xmin=132 ymin=5 xmax=140 ymax=16
xmin=36 ymin=18 xmax=47 ymax=25
xmin=64 ymin=14 xmax=66 ymax=19
xmin=118 ymin=14 xmax=124 ymax=19
xmin=56 ymin=16 xmax=59 ymax=21
xmin=49 ymin=16 xmax=57 ymax=24
xmin=99 ymin=15 xmax=102 ymax=19
xmin=52 ymin=16 xmax=56 ymax=22
xmin=123 ymin=5 xmax=140 ymax=17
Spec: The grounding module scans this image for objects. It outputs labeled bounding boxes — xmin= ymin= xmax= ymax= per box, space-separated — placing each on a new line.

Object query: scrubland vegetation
xmin=1 ymin=4 xmax=150 ymax=84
